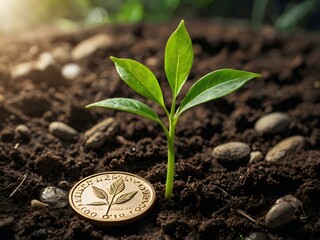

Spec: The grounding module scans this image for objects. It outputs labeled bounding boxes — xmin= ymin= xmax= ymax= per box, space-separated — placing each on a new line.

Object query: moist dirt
xmin=0 ymin=21 xmax=320 ymax=240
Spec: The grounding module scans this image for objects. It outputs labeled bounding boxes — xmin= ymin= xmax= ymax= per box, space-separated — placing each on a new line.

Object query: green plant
xmin=86 ymin=20 xmax=260 ymax=198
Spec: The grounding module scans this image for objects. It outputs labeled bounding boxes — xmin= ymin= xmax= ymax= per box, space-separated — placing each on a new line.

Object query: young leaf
xmin=114 ymin=191 xmax=138 ymax=204
xmin=165 ymin=20 xmax=193 ymax=96
xmin=86 ymin=98 xmax=162 ymax=125
xmin=110 ymin=57 xmax=165 ymax=107
xmin=177 ymin=69 xmax=261 ymax=115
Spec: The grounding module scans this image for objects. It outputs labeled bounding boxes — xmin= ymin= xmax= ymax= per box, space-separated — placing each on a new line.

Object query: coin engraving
xmin=69 ymin=172 xmax=155 ymax=226
xmin=87 ymin=178 xmax=138 ymax=215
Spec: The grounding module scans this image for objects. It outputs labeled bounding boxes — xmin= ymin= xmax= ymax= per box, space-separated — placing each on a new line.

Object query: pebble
xmin=265 ymin=135 xmax=304 ymax=162
xmin=84 ymin=117 xmax=119 ymax=149
xmin=31 ymin=199 xmax=49 ymax=209
xmin=145 ymin=56 xmax=159 ymax=67
xmin=0 ymin=216 xmax=14 ymax=228
xmin=244 ymin=232 xmax=268 ymax=240
xmin=71 ymin=34 xmax=112 ymax=60
xmin=265 ymin=194 xmax=301 ymax=228
xmin=40 ymin=186 xmax=68 ymax=208
xmin=49 ymin=121 xmax=78 ymax=141
xmin=15 ymin=125 xmax=31 ymax=139
xmin=51 ymin=44 xmax=71 ymax=64
xmin=249 ymin=151 xmax=264 ymax=163
xmin=10 ymin=62 xmax=34 ymax=79
xmin=255 ymin=112 xmax=290 ymax=135
xmin=11 ymin=52 xmax=66 ymax=87
xmin=58 ymin=180 xmax=70 ymax=190
xmin=212 ymin=141 xmax=250 ymax=163
xmin=61 ymin=63 xmax=81 ymax=80
xmin=275 ymin=195 xmax=301 ymax=210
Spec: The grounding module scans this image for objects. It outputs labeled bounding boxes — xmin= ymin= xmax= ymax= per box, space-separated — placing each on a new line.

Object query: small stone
xmin=265 ymin=135 xmax=304 ymax=162
xmin=265 ymin=201 xmax=295 ymax=228
xmin=145 ymin=57 xmax=159 ymax=67
xmin=29 ymin=45 xmax=39 ymax=55
xmin=15 ymin=125 xmax=31 ymax=139
xmin=11 ymin=53 xmax=67 ymax=87
xmin=212 ymin=142 xmax=250 ymax=163
xmin=58 ymin=180 xmax=70 ymax=190
xmin=244 ymin=232 xmax=268 ymax=240
xmin=84 ymin=117 xmax=119 ymax=149
xmin=49 ymin=121 xmax=78 ymax=141
xmin=40 ymin=186 xmax=68 ymax=208
xmin=33 ymin=52 xmax=66 ymax=86
xmin=11 ymin=62 xmax=34 ymax=79
xmin=51 ymin=44 xmax=71 ymax=64
xmin=71 ymin=34 xmax=112 ymax=60
xmin=31 ymin=199 xmax=49 ymax=209
xmin=275 ymin=195 xmax=301 ymax=210
xmin=255 ymin=112 xmax=290 ymax=135
xmin=0 ymin=216 xmax=14 ymax=228
xmin=61 ymin=63 xmax=81 ymax=80
xmin=249 ymin=151 xmax=264 ymax=163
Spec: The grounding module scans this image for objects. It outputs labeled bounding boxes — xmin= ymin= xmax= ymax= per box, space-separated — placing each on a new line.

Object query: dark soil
xmin=1 ymin=21 xmax=320 ymax=240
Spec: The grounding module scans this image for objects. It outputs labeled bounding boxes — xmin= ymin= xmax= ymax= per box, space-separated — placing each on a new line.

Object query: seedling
xmin=86 ymin=20 xmax=260 ymax=198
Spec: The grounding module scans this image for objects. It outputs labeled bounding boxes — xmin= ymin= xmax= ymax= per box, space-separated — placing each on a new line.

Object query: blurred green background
xmin=0 ymin=0 xmax=319 ymax=34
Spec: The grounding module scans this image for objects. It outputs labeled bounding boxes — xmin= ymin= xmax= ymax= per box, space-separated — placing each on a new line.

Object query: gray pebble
xmin=244 ymin=232 xmax=268 ymax=240
xmin=31 ymin=199 xmax=49 ymax=209
xmin=61 ymin=63 xmax=81 ymax=80
xmin=11 ymin=53 xmax=67 ymax=87
xmin=249 ymin=151 xmax=264 ymax=163
xmin=212 ymin=141 xmax=250 ymax=162
xmin=71 ymin=34 xmax=112 ymax=60
xmin=51 ymin=44 xmax=71 ymax=64
xmin=265 ymin=135 xmax=304 ymax=162
xmin=265 ymin=201 xmax=295 ymax=228
xmin=15 ymin=125 xmax=31 ymax=138
xmin=40 ymin=186 xmax=68 ymax=208
xmin=49 ymin=121 xmax=78 ymax=141
xmin=11 ymin=62 xmax=34 ymax=79
xmin=255 ymin=112 xmax=290 ymax=135
xmin=275 ymin=195 xmax=301 ymax=210
xmin=84 ymin=117 xmax=119 ymax=149
xmin=58 ymin=180 xmax=70 ymax=190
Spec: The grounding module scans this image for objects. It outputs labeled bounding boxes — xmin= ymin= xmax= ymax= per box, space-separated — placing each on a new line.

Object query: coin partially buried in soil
xmin=69 ymin=171 xmax=156 ymax=226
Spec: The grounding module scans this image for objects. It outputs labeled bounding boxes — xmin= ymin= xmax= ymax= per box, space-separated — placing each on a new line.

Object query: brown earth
xmin=0 ymin=21 xmax=320 ymax=240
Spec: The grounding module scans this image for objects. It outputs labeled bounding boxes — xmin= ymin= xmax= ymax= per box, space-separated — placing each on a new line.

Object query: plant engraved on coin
xmin=87 ymin=177 xmax=138 ymax=215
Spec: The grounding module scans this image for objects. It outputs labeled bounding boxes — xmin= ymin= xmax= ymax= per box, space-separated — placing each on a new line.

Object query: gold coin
xmin=69 ymin=171 xmax=156 ymax=226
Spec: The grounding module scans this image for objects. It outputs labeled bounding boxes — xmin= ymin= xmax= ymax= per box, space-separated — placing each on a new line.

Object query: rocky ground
xmin=0 ymin=21 xmax=320 ymax=239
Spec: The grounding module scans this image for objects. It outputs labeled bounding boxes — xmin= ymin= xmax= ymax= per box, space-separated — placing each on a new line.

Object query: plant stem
xmin=165 ymin=120 xmax=177 ymax=198
xmin=165 ymin=97 xmax=178 ymax=198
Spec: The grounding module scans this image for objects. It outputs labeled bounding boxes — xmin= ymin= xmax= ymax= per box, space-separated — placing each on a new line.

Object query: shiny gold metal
xmin=69 ymin=171 xmax=156 ymax=226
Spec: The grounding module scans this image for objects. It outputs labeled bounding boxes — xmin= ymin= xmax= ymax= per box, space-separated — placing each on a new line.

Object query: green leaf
xmin=165 ymin=20 xmax=193 ymax=96
xmin=275 ymin=0 xmax=317 ymax=31
xmin=110 ymin=56 xmax=164 ymax=107
xmin=86 ymin=98 xmax=162 ymax=124
xmin=177 ymin=69 xmax=261 ymax=115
